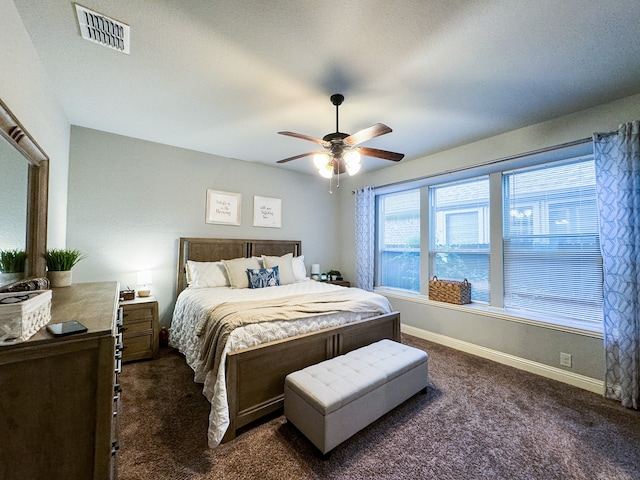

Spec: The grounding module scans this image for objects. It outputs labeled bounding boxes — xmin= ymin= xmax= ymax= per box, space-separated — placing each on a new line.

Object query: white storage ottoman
xmin=284 ymin=339 xmax=428 ymax=454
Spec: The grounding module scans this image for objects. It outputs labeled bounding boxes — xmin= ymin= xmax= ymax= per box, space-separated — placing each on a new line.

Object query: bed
xmin=170 ymin=237 xmax=401 ymax=447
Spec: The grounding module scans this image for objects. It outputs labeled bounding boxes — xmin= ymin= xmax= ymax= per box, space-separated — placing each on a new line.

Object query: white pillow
xmin=222 ymin=257 xmax=262 ymax=288
xmin=292 ymin=255 xmax=307 ymax=281
xmin=186 ymin=260 xmax=229 ymax=288
xmin=262 ymin=253 xmax=296 ymax=285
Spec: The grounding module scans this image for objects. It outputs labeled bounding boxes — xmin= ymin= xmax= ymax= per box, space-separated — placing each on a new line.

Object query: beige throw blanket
xmin=197 ymin=289 xmax=389 ymax=377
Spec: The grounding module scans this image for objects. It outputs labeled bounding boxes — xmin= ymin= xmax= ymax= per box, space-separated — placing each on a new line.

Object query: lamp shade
xmin=137 ymin=270 xmax=152 ymax=286
xmin=313 ymin=152 xmax=331 ymax=169
xmin=344 ymin=150 xmax=360 ymax=166
xmin=346 ymin=162 xmax=361 ymax=176
xmin=344 ymin=150 xmax=361 ymax=175
xmin=137 ymin=271 xmax=152 ymax=297
xmin=318 ymin=162 xmax=334 ymax=178
xmin=310 ymin=264 xmax=320 ymax=275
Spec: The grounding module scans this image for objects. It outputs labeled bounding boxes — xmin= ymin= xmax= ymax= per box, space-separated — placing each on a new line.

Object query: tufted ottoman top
xmin=285 ymin=339 xmax=428 ymax=416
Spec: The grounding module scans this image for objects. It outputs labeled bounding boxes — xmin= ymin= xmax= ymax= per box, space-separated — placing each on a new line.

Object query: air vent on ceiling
xmin=75 ymin=4 xmax=130 ymax=54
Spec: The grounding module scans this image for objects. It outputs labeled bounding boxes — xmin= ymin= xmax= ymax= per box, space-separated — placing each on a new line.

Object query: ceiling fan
xmin=276 ymin=94 xmax=404 ymax=179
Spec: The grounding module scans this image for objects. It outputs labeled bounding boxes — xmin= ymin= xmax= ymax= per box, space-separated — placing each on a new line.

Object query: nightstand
xmin=327 ymin=280 xmax=350 ymax=287
xmin=119 ymin=296 xmax=159 ymax=362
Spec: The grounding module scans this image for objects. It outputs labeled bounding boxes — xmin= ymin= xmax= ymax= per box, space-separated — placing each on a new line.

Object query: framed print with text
xmin=205 ymin=189 xmax=241 ymax=226
xmin=253 ymin=195 xmax=281 ymax=228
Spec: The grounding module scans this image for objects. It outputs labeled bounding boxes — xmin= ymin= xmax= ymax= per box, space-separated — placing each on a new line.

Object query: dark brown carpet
xmin=117 ymin=334 xmax=640 ymax=480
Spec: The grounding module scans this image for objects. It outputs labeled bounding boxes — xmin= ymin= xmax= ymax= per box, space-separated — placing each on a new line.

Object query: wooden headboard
xmin=176 ymin=237 xmax=302 ymax=295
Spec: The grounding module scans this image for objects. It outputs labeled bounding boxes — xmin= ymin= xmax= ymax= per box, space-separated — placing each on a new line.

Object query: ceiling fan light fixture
xmin=344 ymin=150 xmax=361 ymax=166
xmin=346 ymin=162 xmax=361 ymax=176
xmin=313 ymin=152 xmax=331 ymax=170
xmin=318 ymin=162 xmax=334 ymax=178
xmin=344 ymin=150 xmax=361 ymax=176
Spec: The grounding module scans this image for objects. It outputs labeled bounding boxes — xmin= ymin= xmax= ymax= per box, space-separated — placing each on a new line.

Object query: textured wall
xmin=0 ymin=0 xmax=70 ymax=248
xmin=67 ymin=127 xmax=340 ymax=324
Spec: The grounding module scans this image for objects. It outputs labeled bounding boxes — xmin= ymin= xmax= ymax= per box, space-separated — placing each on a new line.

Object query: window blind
xmin=503 ymin=159 xmax=602 ymax=323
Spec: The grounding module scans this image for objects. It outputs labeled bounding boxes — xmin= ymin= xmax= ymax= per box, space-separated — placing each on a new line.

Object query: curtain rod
xmin=353 ymin=136 xmax=593 ymax=193
xmin=593 ymin=127 xmax=620 ymax=141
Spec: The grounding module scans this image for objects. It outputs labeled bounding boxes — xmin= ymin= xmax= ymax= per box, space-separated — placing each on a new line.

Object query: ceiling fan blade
xmin=276 ymin=151 xmax=321 ymax=164
xmin=343 ymin=123 xmax=392 ymax=146
xmin=278 ymin=131 xmax=329 ymax=146
xmin=358 ymin=146 xmax=405 ymax=162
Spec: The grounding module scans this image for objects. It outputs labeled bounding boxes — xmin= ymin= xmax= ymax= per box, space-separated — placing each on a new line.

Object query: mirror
xmin=0 ymin=99 xmax=49 ymax=289
xmin=0 ymin=138 xmax=28 ymax=286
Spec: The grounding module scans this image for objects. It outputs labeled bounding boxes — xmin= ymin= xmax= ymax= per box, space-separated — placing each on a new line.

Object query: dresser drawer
xmin=123 ymin=319 xmax=153 ymax=334
xmin=122 ymin=304 xmax=155 ymax=322
xmin=122 ymin=334 xmax=153 ymax=362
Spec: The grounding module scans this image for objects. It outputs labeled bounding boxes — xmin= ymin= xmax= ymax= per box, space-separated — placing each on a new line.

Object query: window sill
xmin=374 ymin=287 xmax=603 ymax=339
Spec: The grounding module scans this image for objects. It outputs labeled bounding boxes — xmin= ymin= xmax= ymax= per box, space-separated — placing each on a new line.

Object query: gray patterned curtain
xmin=355 ymin=187 xmax=375 ymax=291
xmin=593 ymin=121 xmax=640 ymax=409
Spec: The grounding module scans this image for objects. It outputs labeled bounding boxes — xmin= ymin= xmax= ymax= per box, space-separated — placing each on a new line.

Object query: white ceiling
xmin=11 ymin=0 xmax=640 ymax=174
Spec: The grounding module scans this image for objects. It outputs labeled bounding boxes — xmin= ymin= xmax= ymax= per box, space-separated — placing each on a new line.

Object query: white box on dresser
xmin=0 ymin=289 xmax=52 ymax=345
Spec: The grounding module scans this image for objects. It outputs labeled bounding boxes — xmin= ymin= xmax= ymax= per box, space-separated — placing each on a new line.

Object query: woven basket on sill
xmin=0 ymin=289 xmax=52 ymax=345
xmin=428 ymin=277 xmax=471 ymax=305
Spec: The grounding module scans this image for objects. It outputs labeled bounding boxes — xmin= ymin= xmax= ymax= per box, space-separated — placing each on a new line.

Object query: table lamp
xmin=137 ymin=270 xmax=152 ymax=297
xmin=310 ymin=264 xmax=320 ymax=281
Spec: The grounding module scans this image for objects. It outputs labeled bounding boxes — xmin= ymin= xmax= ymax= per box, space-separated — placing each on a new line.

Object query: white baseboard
xmin=401 ymin=324 xmax=604 ymax=395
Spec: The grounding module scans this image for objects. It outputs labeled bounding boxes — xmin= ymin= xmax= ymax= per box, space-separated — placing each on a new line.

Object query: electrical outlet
xmin=560 ymin=352 xmax=572 ymax=368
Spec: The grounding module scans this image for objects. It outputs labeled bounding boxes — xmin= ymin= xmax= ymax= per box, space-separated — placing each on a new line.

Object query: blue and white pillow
xmin=247 ymin=266 xmax=280 ymax=288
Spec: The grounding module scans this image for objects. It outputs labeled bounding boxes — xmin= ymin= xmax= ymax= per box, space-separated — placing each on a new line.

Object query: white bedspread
xmin=169 ymin=280 xmax=392 ymax=447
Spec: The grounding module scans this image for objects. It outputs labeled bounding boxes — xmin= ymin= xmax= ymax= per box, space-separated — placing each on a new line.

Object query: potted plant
xmin=327 ymin=269 xmax=342 ymax=281
xmin=46 ymin=248 xmax=85 ymax=287
xmin=0 ymin=249 xmax=26 ymax=283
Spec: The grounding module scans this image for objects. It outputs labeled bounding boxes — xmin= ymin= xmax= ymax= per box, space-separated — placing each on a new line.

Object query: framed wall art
xmin=253 ymin=195 xmax=281 ymax=228
xmin=205 ymin=189 xmax=241 ymax=226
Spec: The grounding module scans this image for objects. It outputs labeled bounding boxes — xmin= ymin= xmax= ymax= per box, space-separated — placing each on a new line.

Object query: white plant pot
xmin=48 ymin=270 xmax=72 ymax=288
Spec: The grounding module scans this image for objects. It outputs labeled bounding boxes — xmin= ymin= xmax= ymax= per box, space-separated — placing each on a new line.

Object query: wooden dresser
xmin=0 ymin=282 xmax=121 ymax=480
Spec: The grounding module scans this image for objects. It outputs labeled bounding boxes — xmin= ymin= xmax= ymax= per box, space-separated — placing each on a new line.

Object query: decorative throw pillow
xmin=247 ymin=266 xmax=280 ymax=289
xmin=291 ymin=255 xmax=307 ymax=281
xmin=262 ymin=253 xmax=296 ymax=285
xmin=186 ymin=260 xmax=229 ymax=288
xmin=222 ymin=257 xmax=262 ymax=288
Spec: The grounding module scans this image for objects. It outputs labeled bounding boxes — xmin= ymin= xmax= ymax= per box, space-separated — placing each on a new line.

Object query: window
xmin=430 ymin=178 xmax=490 ymax=302
xmin=376 ymin=189 xmax=420 ymax=291
xmin=503 ymin=160 xmax=602 ymax=323
xmin=373 ymin=143 xmax=603 ymax=328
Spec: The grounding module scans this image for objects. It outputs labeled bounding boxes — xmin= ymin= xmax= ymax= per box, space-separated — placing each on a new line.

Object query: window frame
xmin=373 ymin=140 xmax=602 ymax=332
xmin=375 ymin=188 xmax=421 ymax=292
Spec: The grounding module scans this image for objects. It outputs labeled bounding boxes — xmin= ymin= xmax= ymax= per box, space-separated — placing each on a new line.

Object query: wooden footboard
xmin=222 ymin=311 xmax=401 ymax=442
